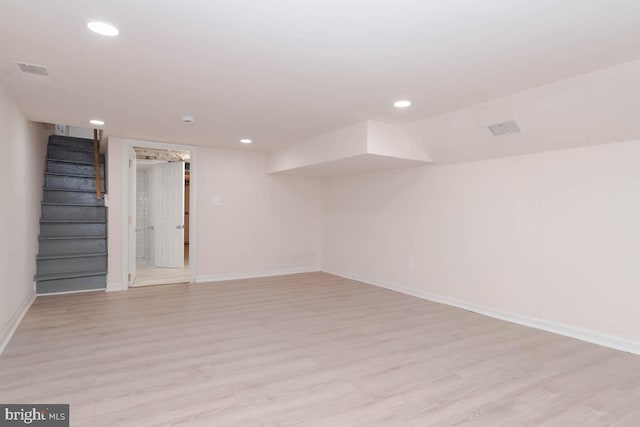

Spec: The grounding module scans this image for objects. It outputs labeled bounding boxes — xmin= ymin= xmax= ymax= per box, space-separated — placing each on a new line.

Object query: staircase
xmin=35 ymin=135 xmax=107 ymax=294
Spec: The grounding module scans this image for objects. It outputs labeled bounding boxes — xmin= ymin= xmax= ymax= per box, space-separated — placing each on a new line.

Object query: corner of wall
xmin=0 ymin=289 xmax=36 ymax=355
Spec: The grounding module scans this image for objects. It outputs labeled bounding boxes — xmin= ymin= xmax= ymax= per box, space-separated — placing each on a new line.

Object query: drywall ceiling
xmin=1 ymin=0 xmax=640 ymax=153
xmin=404 ymin=59 xmax=640 ymax=164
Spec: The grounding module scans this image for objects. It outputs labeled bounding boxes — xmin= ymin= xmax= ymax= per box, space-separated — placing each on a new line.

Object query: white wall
xmin=107 ymin=138 xmax=323 ymax=288
xmin=323 ymin=140 xmax=640 ymax=347
xmin=0 ymin=87 xmax=47 ymax=351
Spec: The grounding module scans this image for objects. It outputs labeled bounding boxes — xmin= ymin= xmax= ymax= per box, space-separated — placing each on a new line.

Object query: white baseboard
xmin=106 ymin=282 xmax=127 ymax=292
xmin=38 ymin=288 xmax=105 ymax=296
xmin=0 ymin=290 xmax=36 ymax=355
xmin=324 ymin=269 xmax=640 ymax=356
xmin=196 ymin=266 xmax=320 ymax=284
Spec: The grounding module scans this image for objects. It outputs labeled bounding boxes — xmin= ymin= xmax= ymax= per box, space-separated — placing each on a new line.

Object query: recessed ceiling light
xmin=181 ymin=115 xmax=195 ymax=123
xmin=87 ymin=21 xmax=119 ymax=36
xmin=89 ymin=119 xmax=105 ymax=126
xmin=240 ymin=139 xmax=252 ymax=144
xmin=393 ymin=100 xmax=412 ymax=108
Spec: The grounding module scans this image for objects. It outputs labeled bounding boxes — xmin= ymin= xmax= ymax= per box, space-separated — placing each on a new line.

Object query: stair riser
xmin=42 ymin=205 xmax=106 ymax=221
xmin=39 ymin=239 xmax=106 ymax=256
xmin=47 ymin=161 xmax=104 ymax=177
xmin=41 ymin=222 xmax=106 ymax=237
xmin=48 ymin=138 xmax=95 ymax=152
xmin=48 ymin=147 xmax=104 ymax=164
xmin=37 ymin=256 xmax=107 ymax=276
xmin=44 ymin=190 xmax=105 ymax=206
xmin=45 ymin=175 xmax=105 ymax=192
xmin=37 ymin=275 xmax=106 ymax=294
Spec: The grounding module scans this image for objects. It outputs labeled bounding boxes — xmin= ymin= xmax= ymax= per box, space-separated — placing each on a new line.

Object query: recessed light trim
xmin=393 ymin=100 xmax=412 ymax=108
xmin=87 ymin=21 xmax=119 ymax=36
xmin=240 ymin=139 xmax=252 ymax=144
xmin=89 ymin=119 xmax=105 ymax=126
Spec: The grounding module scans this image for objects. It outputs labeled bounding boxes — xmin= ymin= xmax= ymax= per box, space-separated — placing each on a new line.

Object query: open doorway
xmin=128 ymin=146 xmax=192 ymax=287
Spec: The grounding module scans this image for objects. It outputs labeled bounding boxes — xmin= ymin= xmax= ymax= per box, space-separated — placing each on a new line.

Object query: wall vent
xmin=15 ymin=62 xmax=49 ymax=77
xmin=488 ymin=120 xmax=521 ymax=136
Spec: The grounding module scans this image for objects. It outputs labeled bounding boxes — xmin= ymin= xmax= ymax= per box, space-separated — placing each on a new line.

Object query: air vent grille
xmin=16 ymin=62 xmax=49 ymax=76
xmin=488 ymin=120 xmax=521 ymax=136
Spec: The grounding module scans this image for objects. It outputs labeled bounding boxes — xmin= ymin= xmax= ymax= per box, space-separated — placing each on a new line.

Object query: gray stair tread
xmin=44 ymin=187 xmax=104 ymax=194
xmin=39 ymin=235 xmax=106 ymax=240
xmin=40 ymin=202 xmax=104 ymax=208
xmin=46 ymin=171 xmax=105 ymax=179
xmin=46 ymin=151 xmax=98 ymax=158
xmin=45 ymin=159 xmax=105 ymax=171
xmin=45 ymin=170 xmax=105 ymax=179
xmin=40 ymin=219 xmax=105 ymax=223
xmin=47 ymin=152 xmax=104 ymax=163
xmin=48 ymin=145 xmax=95 ymax=154
xmin=49 ymin=135 xmax=94 ymax=144
xmin=37 ymin=252 xmax=106 ymax=260
xmin=45 ymin=158 xmax=104 ymax=166
xmin=48 ymin=158 xmax=104 ymax=166
xmin=36 ymin=270 xmax=107 ymax=281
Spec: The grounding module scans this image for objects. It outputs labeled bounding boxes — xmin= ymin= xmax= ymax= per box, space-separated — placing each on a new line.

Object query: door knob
xmin=176 ymin=225 xmax=184 ymax=229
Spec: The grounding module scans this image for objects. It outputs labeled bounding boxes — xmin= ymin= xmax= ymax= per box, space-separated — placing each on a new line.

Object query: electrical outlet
xmin=211 ymin=196 xmax=222 ymax=206
xmin=408 ymin=257 xmax=415 ymax=270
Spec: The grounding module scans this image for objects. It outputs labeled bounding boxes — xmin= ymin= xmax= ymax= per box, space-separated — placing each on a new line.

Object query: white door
xmin=152 ymin=162 xmax=185 ymax=268
xmin=128 ymin=148 xmax=137 ymax=285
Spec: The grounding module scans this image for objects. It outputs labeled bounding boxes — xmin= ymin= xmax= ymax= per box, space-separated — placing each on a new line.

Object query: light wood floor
xmin=1 ymin=272 xmax=639 ymax=426
xmin=132 ymin=265 xmax=189 ymax=288
xmin=132 ymin=246 xmax=189 ymax=287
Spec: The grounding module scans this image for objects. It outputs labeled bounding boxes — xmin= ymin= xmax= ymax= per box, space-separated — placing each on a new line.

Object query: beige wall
xmin=323 ymin=140 xmax=640 ymax=344
xmin=107 ymin=138 xmax=323 ymax=288
xmin=0 ymin=87 xmax=47 ymax=350
xmin=195 ymin=147 xmax=323 ymax=278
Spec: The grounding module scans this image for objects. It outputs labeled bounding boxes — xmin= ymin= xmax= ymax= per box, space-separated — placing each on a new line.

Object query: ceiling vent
xmin=488 ymin=120 xmax=521 ymax=136
xmin=15 ymin=62 xmax=49 ymax=77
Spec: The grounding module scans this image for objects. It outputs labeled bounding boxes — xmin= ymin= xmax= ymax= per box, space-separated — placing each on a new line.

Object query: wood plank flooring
xmin=132 ymin=245 xmax=189 ymax=287
xmin=131 ymin=265 xmax=189 ymax=287
xmin=1 ymin=272 xmax=639 ymax=426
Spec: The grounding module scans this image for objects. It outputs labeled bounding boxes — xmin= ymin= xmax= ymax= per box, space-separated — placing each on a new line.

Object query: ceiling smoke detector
xmin=488 ymin=120 xmax=521 ymax=136
xmin=15 ymin=62 xmax=49 ymax=77
xmin=181 ymin=115 xmax=195 ymax=124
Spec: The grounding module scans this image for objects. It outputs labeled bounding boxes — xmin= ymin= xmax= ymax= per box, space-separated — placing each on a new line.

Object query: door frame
xmin=121 ymin=139 xmax=198 ymax=290
xmin=128 ymin=147 xmax=137 ymax=285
